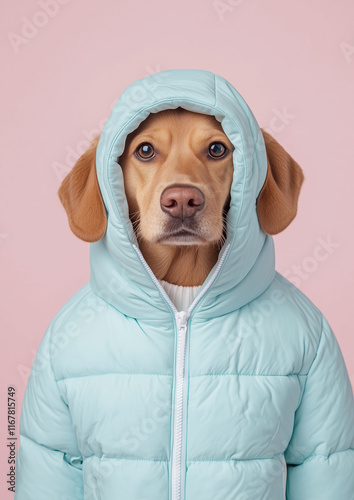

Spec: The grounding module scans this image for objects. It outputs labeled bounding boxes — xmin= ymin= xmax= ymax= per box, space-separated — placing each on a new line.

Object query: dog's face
xmin=58 ymin=108 xmax=304 ymax=256
xmin=119 ymin=109 xmax=234 ymax=247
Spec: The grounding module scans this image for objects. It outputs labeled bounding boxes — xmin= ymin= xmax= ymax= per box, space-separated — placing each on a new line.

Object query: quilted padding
xmin=15 ymin=69 xmax=354 ymax=499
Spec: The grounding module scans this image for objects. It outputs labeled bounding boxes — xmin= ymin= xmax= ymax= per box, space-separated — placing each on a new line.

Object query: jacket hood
xmin=89 ymin=69 xmax=275 ymax=318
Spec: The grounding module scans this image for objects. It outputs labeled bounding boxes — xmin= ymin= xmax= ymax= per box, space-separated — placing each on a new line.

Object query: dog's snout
xmin=160 ymin=185 xmax=205 ymax=220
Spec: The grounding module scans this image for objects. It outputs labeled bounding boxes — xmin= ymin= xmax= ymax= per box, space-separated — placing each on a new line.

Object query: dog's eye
xmin=136 ymin=143 xmax=155 ymax=160
xmin=208 ymin=142 xmax=227 ymax=158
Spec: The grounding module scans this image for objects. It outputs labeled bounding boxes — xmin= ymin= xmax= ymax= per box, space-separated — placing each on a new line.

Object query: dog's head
xmin=58 ymin=108 xmax=304 ymax=249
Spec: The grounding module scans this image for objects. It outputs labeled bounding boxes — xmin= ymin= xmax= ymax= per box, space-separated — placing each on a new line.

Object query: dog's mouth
xmin=158 ymin=228 xmax=205 ymax=245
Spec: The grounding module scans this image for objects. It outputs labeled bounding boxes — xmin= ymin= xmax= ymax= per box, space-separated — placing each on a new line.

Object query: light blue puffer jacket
xmin=15 ymin=69 xmax=354 ymax=500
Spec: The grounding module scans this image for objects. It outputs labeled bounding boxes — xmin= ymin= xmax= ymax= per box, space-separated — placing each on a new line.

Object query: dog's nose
xmin=160 ymin=185 xmax=205 ymax=219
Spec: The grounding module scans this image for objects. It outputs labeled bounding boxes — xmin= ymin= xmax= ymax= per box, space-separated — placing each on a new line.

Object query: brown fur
xmin=58 ymin=136 xmax=106 ymax=242
xmin=256 ymin=130 xmax=304 ymax=234
xmin=58 ymin=110 xmax=304 ymax=286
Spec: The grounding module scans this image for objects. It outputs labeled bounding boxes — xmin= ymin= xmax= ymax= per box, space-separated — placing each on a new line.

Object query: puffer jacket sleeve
xmin=284 ymin=314 xmax=354 ymax=499
xmin=14 ymin=323 xmax=84 ymax=499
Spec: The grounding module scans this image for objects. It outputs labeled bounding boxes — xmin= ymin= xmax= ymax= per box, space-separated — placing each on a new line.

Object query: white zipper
xmin=132 ymin=242 xmax=231 ymax=500
xmin=171 ymin=310 xmax=190 ymax=500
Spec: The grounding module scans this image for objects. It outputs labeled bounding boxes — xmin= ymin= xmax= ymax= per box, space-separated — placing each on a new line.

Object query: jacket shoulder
xmin=258 ymin=271 xmax=325 ymax=374
xmin=44 ymin=283 xmax=112 ymax=378
xmin=272 ymin=271 xmax=323 ymax=320
xmin=49 ymin=282 xmax=94 ymax=334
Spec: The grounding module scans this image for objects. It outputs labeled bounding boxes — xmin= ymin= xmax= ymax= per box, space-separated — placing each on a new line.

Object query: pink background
xmin=1 ymin=0 xmax=354 ymax=495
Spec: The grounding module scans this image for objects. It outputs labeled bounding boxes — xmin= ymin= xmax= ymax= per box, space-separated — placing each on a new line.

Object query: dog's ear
xmin=58 ymin=136 xmax=107 ymax=242
xmin=256 ymin=129 xmax=305 ymax=235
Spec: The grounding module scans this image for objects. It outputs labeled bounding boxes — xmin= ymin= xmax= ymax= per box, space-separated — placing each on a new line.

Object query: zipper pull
xmin=175 ymin=311 xmax=190 ymax=331
xmin=175 ymin=311 xmax=190 ymax=376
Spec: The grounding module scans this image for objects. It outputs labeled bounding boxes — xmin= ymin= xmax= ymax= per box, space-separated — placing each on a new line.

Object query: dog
xmin=15 ymin=70 xmax=354 ymax=500
xmin=58 ymin=107 xmax=304 ymax=285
